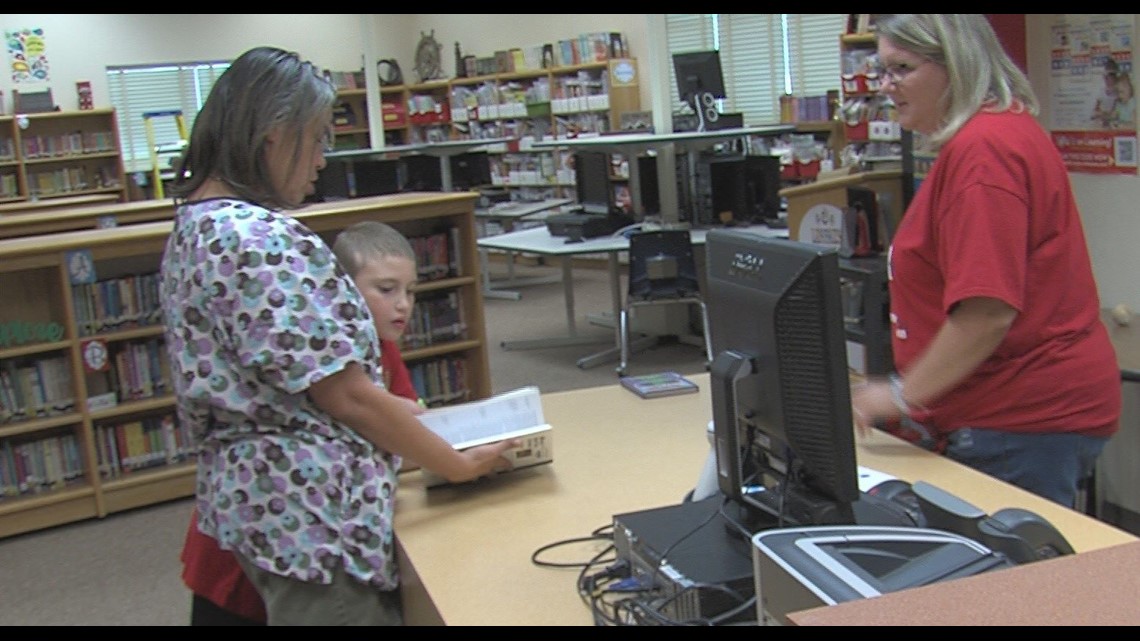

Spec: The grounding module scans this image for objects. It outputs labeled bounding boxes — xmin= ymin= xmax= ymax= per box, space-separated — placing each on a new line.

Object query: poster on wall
xmin=5 ymin=27 xmax=50 ymax=83
xmin=1048 ymin=14 xmax=1136 ymax=175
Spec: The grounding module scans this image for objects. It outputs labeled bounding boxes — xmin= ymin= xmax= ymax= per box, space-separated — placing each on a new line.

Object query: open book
xmin=416 ymin=386 xmax=553 ymax=488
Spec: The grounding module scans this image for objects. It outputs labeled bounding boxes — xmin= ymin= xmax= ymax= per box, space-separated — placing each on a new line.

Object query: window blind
xmin=106 ymin=61 xmax=230 ymax=174
xmin=665 ymin=13 xmax=845 ymax=126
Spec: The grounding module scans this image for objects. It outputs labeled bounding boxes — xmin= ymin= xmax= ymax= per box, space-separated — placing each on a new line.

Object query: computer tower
xmin=310 ymin=159 xmax=353 ymax=202
xmin=701 ymin=154 xmax=782 ymax=227
xmin=401 ymin=154 xmax=443 ymax=191
xmin=353 ymin=158 xmax=401 ymax=197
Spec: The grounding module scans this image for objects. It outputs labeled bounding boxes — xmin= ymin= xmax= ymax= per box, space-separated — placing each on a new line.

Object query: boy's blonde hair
xmin=332 ymin=221 xmax=417 ymax=275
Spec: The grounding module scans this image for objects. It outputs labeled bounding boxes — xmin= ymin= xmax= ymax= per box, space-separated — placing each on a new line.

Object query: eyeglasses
xmin=871 ymin=59 xmax=930 ymax=84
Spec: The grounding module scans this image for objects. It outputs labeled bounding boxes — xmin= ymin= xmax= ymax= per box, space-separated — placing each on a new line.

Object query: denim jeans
xmin=940 ymin=427 xmax=1108 ymax=509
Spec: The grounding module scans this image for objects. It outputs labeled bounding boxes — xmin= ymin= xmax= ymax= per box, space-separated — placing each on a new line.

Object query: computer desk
xmin=475 ymin=198 xmax=573 ymax=300
xmin=392 ymin=372 xmax=1137 ymax=625
xmin=476 ymin=224 xmax=788 ymax=369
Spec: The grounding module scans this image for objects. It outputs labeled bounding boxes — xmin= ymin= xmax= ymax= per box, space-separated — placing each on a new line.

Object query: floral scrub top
xmin=160 ymin=198 xmax=399 ymax=590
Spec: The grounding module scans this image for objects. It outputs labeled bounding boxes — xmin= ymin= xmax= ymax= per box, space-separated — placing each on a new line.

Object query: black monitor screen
xmin=705 ymin=230 xmax=860 ymax=530
xmin=574 ymin=151 xmax=613 ymax=215
xmin=673 ymin=50 xmax=727 ymax=105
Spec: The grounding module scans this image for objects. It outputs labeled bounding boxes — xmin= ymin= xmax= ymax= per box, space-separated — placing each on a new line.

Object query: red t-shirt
xmin=180 ymin=339 xmax=419 ymax=622
xmin=889 ymin=109 xmax=1119 ymax=438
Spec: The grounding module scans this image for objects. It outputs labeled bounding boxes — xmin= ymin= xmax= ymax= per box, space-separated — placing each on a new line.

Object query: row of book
xmin=28 ymin=164 xmax=121 ymax=197
xmin=410 ymin=355 xmax=470 ymax=408
xmin=0 ymin=355 xmax=76 ymax=425
xmin=94 ymin=412 xmax=195 ymax=479
xmin=72 ymin=272 xmax=164 ymax=337
xmin=401 ymin=291 xmax=467 ymax=350
xmin=0 ymin=137 xmax=14 ymax=161
xmin=0 ymin=431 xmax=85 ymax=498
xmin=103 ymin=338 xmax=172 ymax=403
xmin=411 ymin=228 xmax=461 ymax=282
xmin=21 ymin=130 xmax=116 ymax=159
xmin=1 ymin=171 xmax=17 ymax=198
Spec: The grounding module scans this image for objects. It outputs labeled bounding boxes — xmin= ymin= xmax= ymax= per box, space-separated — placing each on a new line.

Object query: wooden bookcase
xmin=0 ymin=109 xmax=129 ymax=206
xmin=0 ymin=191 xmax=488 ymax=538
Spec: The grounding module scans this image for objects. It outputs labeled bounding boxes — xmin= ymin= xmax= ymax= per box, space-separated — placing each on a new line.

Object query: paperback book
xmin=620 ymin=371 xmax=699 ymax=399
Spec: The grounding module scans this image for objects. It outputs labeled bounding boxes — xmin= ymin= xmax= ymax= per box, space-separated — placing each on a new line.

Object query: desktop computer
xmin=612 ymin=496 xmax=756 ymax=625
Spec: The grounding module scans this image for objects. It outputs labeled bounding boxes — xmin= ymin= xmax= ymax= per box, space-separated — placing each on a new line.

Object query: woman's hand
xmin=851 ymin=379 xmax=900 ymax=438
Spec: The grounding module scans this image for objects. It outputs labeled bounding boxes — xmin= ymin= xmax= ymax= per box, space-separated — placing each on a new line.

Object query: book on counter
xmin=620 ymin=371 xmax=699 ymax=399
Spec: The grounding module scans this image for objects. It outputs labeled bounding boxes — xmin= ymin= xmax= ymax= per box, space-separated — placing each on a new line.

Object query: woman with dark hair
xmin=162 ymin=46 xmax=517 ymax=625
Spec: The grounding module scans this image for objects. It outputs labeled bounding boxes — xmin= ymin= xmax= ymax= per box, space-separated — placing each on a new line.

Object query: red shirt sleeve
xmin=380 ymin=339 xmax=419 ymax=402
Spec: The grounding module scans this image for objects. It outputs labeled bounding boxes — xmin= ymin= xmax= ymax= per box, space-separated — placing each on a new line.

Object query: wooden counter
xmin=392 ymin=372 xmax=1137 ymax=626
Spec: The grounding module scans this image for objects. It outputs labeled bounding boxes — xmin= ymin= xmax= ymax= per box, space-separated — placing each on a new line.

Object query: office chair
xmin=616 ymin=229 xmax=713 ymax=376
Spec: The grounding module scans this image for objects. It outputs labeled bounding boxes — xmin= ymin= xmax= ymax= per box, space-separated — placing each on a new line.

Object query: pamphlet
xmin=620 ymin=371 xmax=699 ymax=399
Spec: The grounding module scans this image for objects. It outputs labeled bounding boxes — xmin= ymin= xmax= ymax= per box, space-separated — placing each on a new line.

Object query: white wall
xmin=0 ymin=13 xmax=1133 ymax=310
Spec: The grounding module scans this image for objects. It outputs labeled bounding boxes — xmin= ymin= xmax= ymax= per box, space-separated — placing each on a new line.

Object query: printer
xmin=751 ymin=480 xmax=1076 ymax=625
xmin=752 ymin=525 xmax=1013 ymax=625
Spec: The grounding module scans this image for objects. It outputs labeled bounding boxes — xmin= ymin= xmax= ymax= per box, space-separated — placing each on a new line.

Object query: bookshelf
xmin=0 ymin=191 xmax=489 ymax=538
xmin=0 ymin=109 xmax=129 ymax=206
xmin=838 ymin=33 xmax=902 ymax=171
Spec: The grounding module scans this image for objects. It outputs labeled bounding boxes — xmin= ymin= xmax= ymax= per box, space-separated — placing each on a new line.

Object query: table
xmin=475 ymin=198 xmax=573 ymax=300
xmin=477 ymin=224 xmax=787 ymax=369
xmin=393 ymin=372 xmax=1138 ymax=626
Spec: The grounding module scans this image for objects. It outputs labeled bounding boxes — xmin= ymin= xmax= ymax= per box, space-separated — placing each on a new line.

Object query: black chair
xmin=616 ymin=229 xmax=713 ymax=376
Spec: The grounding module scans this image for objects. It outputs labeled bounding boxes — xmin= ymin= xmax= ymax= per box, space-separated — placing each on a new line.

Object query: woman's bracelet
xmin=888 ymin=373 xmax=928 ymax=416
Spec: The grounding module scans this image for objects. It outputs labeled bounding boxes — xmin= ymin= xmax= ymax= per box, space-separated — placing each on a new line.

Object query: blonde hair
xmin=876 ymin=14 xmax=1037 ymax=150
xmin=332 ymin=221 xmax=417 ymax=276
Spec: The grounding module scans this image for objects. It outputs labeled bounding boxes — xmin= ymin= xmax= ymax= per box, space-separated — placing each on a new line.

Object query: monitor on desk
xmin=705 ymin=231 xmax=910 ymax=534
xmin=673 ymin=50 xmax=740 ymax=132
xmin=401 ymin=154 xmax=443 ymax=191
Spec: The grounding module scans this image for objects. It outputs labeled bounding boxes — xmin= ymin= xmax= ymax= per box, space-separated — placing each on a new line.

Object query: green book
xmin=620 ymin=371 xmax=699 ymax=399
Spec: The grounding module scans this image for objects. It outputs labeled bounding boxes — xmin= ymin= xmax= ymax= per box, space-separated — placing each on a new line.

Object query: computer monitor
xmin=574 ymin=151 xmax=614 ymax=215
xmin=673 ymin=50 xmax=727 ymax=132
xmin=704 ymin=231 xmax=861 ymax=531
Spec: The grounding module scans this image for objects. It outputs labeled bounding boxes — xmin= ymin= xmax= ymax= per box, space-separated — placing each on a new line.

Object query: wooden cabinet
xmin=0 ymin=191 xmax=488 ymax=538
xmin=0 ymin=109 xmax=128 ymax=206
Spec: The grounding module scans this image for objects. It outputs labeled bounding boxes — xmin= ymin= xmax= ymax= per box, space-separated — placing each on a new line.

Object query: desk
xmin=393 ymin=372 xmax=1137 ymax=626
xmin=477 ymin=224 xmax=787 ymax=369
xmin=475 ymin=198 xmax=573 ymax=300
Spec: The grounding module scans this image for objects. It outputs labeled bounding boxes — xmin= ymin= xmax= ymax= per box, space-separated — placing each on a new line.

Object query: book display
xmin=0 ymin=109 xmax=128 ymax=206
xmin=0 ymin=191 xmax=490 ymax=538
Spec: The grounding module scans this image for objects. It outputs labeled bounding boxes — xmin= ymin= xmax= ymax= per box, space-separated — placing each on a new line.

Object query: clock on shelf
xmin=414 ymin=30 xmax=444 ymax=84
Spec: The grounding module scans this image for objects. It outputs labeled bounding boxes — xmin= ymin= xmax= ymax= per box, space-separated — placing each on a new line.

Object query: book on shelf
xmin=620 ymin=371 xmax=699 ymax=399
xmin=415 ymin=385 xmax=553 ymax=488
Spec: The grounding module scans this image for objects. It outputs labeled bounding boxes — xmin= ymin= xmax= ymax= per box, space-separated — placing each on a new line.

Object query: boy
xmin=182 ymin=221 xmax=425 ymax=625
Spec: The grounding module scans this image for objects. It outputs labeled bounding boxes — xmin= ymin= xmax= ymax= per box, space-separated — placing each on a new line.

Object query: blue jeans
xmin=941 ymin=427 xmax=1108 ymax=509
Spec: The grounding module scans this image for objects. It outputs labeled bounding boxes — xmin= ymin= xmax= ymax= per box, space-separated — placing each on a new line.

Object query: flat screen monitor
xmin=574 ymin=151 xmax=614 ymax=215
xmin=707 ymin=155 xmax=783 ymax=226
xmin=673 ymin=50 xmax=727 ymax=132
xmin=704 ymin=230 xmax=860 ymax=531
